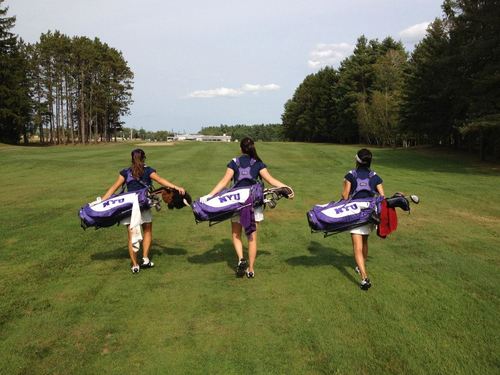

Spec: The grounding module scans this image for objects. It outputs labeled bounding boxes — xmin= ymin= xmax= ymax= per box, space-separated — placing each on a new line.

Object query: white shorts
xmin=120 ymin=208 xmax=153 ymax=225
xmin=350 ymin=223 xmax=375 ymax=235
xmin=231 ymin=205 xmax=264 ymax=223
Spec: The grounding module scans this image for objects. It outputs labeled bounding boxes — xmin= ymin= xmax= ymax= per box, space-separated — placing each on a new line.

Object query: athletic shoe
xmin=246 ymin=270 xmax=255 ymax=279
xmin=236 ymin=258 xmax=247 ymax=277
xmin=355 ymin=266 xmax=360 ymax=274
xmin=141 ymin=260 xmax=155 ymax=268
xmin=131 ymin=265 xmax=140 ymax=274
xmin=360 ymin=278 xmax=371 ymax=290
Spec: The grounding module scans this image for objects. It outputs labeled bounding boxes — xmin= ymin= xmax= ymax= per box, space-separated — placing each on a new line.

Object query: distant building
xmin=172 ymin=134 xmax=231 ymax=142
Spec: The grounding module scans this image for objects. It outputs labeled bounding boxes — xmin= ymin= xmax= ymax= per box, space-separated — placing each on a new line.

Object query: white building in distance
xmin=171 ymin=134 xmax=231 ymax=142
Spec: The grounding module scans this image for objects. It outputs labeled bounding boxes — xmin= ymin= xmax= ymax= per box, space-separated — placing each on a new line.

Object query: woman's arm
xmin=207 ymin=168 xmax=234 ymax=197
xmin=376 ymin=183 xmax=385 ymax=198
xmin=102 ymin=175 xmax=126 ymax=201
xmin=150 ymin=172 xmax=185 ymax=195
xmin=342 ymin=179 xmax=351 ymax=200
xmin=259 ymin=168 xmax=294 ymax=198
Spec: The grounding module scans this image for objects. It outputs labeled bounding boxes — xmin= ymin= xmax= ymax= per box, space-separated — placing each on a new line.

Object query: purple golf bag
xmin=192 ymin=183 xmax=264 ymax=224
xmin=79 ymin=187 xmax=152 ymax=229
xmin=306 ymin=197 xmax=383 ymax=236
xmin=306 ymin=193 xmax=415 ymax=236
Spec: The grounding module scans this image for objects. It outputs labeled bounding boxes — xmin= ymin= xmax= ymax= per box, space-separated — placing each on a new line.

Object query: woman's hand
xmin=199 ymin=194 xmax=212 ymax=203
xmin=282 ymin=185 xmax=295 ymax=199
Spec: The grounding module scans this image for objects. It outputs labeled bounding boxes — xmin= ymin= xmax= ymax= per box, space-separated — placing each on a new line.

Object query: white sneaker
xmin=131 ymin=265 xmax=140 ymax=273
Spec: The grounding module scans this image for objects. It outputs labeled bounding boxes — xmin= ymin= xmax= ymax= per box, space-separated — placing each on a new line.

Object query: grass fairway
xmin=0 ymin=142 xmax=499 ymax=375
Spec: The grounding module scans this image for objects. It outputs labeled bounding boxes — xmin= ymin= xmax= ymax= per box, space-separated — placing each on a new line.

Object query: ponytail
xmin=240 ymin=137 xmax=262 ymax=162
xmin=130 ymin=148 xmax=146 ymax=179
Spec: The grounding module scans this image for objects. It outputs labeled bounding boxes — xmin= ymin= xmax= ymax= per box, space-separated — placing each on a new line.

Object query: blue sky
xmin=7 ymin=0 xmax=443 ymax=133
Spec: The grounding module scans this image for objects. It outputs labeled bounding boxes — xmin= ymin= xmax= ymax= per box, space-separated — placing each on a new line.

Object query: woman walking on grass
xmin=342 ymin=148 xmax=384 ymax=290
xmin=102 ymin=148 xmax=186 ymax=274
xmin=202 ymin=137 xmax=294 ymax=278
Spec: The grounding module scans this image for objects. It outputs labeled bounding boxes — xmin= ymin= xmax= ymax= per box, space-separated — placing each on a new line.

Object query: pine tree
xmin=0 ymin=0 xmax=30 ymax=144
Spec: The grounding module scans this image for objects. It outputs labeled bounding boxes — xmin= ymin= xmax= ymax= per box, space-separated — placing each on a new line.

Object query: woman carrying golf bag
xmin=101 ymin=149 xmax=186 ymax=273
xmin=342 ymin=148 xmax=385 ymax=290
xmin=201 ymin=137 xmax=294 ymax=278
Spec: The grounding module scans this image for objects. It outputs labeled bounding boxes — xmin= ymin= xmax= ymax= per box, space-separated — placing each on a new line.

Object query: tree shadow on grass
xmin=286 ymin=241 xmax=359 ymax=286
xmin=187 ymin=239 xmax=270 ymax=272
xmin=90 ymin=240 xmax=187 ymax=261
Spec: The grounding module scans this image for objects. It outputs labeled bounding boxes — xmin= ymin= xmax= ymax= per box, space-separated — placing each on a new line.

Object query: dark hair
xmin=240 ymin=137 xmax=262 ymax=162
xmin=356 ymin=148 xmax=372 ymax=168
xmin=131 ymin=148 xmax=146 ymax=179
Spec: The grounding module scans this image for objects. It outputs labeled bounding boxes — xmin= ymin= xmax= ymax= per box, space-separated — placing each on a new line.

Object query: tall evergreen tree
xmin=401 ymin=19 xmax=456 ymax=145
xmin=282 ymin=67 xmax=338 ymax=142
xmin=0 ymin=1 xmax=30 ymax=144
xmin=445 ymin=0 xmax=500 ymax=159
xmin=358 ymin=43 xmax=408 ymax=145
xmin=336 ymin=36 xmax=380 ymax=143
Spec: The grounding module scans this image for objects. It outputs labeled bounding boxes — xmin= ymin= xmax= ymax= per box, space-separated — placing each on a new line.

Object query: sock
xmin=142 ymin=257 xmax=149 ymax=264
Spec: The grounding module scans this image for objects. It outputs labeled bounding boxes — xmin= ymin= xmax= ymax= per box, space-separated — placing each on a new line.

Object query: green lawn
xmin=0 ymin=142 xmax=498 ymax=375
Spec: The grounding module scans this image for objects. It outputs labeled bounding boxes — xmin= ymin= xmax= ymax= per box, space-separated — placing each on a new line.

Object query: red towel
xmin=377 ymin=199 xmax=398 ymax=238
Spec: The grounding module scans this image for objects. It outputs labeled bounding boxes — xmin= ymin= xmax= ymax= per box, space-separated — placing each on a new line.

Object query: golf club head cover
xmin=385 ymin=193 xmax=410 ymax=211
xmin=167 ymin=190 xmax=192 ymax=210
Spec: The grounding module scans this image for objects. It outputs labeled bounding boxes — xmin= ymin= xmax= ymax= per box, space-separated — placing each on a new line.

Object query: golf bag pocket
xmin=307 ymin=197 xmax=381 ymax=235
xmin=79 ymin=187 xmax=151 ymax=229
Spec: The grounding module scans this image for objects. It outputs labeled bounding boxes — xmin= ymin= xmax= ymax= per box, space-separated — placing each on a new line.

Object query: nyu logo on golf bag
xmin=202 ymin=188 xmax=251 ymax=209
xmin=322 ymin=201 xmax=372 ymax=218
xmin=102 ymin=197 xmax=125 ymax=207
xmin=218 ymin=192 xmax=241 ymax=203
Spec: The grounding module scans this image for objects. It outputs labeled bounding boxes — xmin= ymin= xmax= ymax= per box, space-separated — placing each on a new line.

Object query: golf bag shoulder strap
xmin=233 ymin=156 xmax=260 ymax=186
xmin=233 ymin=156 xmax=257 ymax=168
xmin=120 ymin=168 xmax=152 ymax=193
xmin=350 ymin=169 xmax=377 ymax=197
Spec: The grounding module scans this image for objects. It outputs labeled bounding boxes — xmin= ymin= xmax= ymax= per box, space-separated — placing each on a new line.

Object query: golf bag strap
xmin=120 ymin=169 xmax=151 ymax=194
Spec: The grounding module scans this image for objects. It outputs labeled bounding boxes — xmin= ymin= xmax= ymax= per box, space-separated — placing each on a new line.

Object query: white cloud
xmin=399 ymin=22 xmax=430 ymax=43
xmin=242 ymin=83 xmax=280 ymax=92
xmin=188 ymin=87 xmax=243 ymax=98
xmin=187 ymin=83 xmax=280 ymax=98
xmin=308 ymin=43 xmax=354 ymax=69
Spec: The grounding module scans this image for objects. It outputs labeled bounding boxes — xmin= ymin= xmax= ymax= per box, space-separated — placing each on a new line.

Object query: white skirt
xmin=231 ymin=205 xmax=264 ymax=223
xmin=120 ymin=208 xmax=153 ymax=225
xmin=350 ymin=223 xmax=375 ymax=235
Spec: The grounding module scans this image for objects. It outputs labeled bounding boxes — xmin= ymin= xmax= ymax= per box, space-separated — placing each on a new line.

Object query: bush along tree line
xmin=0 ymin=1 xmax=133 ymax=145
xmin=200 ymin=124 xmax=284 ymax=141
xmin=282 ymin=0 xmax=500 ymax=160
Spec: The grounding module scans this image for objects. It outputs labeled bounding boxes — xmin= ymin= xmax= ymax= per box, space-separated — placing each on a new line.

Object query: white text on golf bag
xmin=208 ymin=188 xmax=250 ymax=208
xmin=321 ymin=201 xmax=371 ymax=219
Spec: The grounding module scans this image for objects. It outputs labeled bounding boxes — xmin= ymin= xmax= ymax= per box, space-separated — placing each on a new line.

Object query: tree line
xmin=0 ymin=1 xmax=133 ymax=145
xmin=282 ymin=0 xmax=500 ymax=160
xmin=200 ymin=124 xmax=284 ymax=141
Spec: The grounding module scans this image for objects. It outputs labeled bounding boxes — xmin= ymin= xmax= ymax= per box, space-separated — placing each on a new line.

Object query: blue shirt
xmin=120 ymin=166 xmax=156 ymax=192
xmin=344 ymin=167 xmax=383 ymax=199
xmin=227 ymin=155 xmax=266 ymax=187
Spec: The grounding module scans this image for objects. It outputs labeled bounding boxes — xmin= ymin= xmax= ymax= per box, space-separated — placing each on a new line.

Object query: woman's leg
xmin=142 ymin=222 xmax=153 ymax=260
xmin=247 ymin=224 xmax=258 ymax=273
xmin=351 ymin=233 xmax=368 ymax=279
xmin=127 ymin=225 xmax=139 ymax=267
xmin=231 ymin=222 xmax=244 ymax=260
xmin=362 ymin=235 xmax=369 ymax=262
